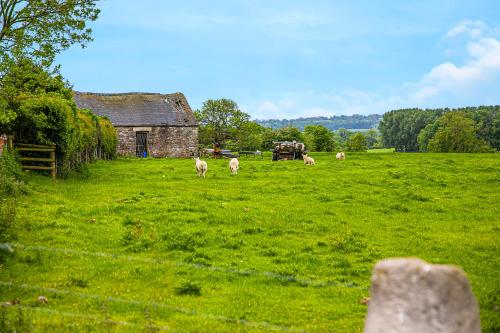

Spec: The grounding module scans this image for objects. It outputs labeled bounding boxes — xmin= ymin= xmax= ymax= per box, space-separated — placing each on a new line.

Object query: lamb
xmin=302 ymin=153 xmax=315 ymax=165
xmin=229 ymin=158 xmax=239 ymax=175
xmin=336 ymin=152 xmax=345 ymax=160
xmin=194 ymin=157 xmax=208 ymax=178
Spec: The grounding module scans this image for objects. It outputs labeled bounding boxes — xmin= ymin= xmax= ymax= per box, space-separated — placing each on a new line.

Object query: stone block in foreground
xmin=364 ymin=258 xmax=480 ymax=333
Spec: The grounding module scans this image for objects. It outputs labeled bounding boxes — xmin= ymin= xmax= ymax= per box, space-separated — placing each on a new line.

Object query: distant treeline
xmin=379 ymin=106 xmax=499 ymax=152
xmin=255 ymin=114 xmax=382 ymax=131
xmin=196 ymin=99 xmax=382 ymax=152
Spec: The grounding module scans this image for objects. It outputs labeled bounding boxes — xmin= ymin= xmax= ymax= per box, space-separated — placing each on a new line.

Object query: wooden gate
xmin=136 ymin=132 xmax=148 ymax=157
xmin=16 ymin=144 xmax=56 ymax=179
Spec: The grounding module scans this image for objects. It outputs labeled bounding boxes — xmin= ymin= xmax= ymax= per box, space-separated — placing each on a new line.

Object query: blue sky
xmin=56 ymin=0 xmax=500 ymax=119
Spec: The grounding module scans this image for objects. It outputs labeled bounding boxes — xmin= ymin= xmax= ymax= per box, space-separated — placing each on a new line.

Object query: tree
xmin=303 ymin=125 xmax=335 ymax=151
xmin=468 ymin=107 xmax=500 ymax=151
xmin=0 ymin=57 xmax=73 ymax=133
xmin=427 ymin=112 xmax=490 ymax=153
xmin=273 ymin=126 xmax=303 ymax=143
xmin=364 ymin=128 xmax=381 ymax=148
xmin=417 ymin=121 xmax=440 ymax=152
xmin=379 ymin=108 xmax=442 ymax=151
xmin=334 ymin=128 xmax=353 ymax=150
xmin=195 ymin=98 xmax=250 ymax=146
xmin=259 ymin=126 xmax=305 ymax=151
xmin=347 ymin=132 xmax=367 ymax=152
xmin=261 ymin=127 xmax=276 ymax=150
xmin=234 ymin=121 xmax=266 ymax=151
xmin=0 ymin=94 xmax=15 ymax=127
xmin=0 ymin=0 xmax=100 ymax=67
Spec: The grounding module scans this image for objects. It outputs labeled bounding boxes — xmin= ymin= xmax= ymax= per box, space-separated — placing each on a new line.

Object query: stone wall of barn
xmin=115 ymin=126 xmax=198 ymax=158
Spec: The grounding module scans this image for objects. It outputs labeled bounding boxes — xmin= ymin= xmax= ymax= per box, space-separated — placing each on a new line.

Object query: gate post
xmin=50 ymin=147 xmax=56 ymax=179
xmin=7 ymin=135 xmax=14 ymax=150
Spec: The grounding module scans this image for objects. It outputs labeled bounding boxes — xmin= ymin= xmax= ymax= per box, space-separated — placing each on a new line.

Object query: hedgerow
xmin=0 ymin=149 xmax=23 ymax=245
xmin=0 ymin=59 xmax=117 ymax=176
xmin=97 ymin=117 xmax=117 ymax=159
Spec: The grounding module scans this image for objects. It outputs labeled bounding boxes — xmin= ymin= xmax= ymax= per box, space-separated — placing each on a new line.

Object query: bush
xmin=76 ymin=110 xmax=98 ymax=160
xmin=16 ymin=95 xmax=74 ymax=150
xmin=97 ymin=117 xmax=117 ymax=159
xmin=0 ymin=149 xmax=23 ymax=244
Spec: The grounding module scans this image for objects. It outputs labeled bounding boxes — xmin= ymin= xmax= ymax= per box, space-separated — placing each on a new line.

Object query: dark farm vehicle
xmin=199 ymin=143 xmax=240 ymax=158
xmin=272 ymin=141 xmax=306 ymax=161
xmin=220 ymin=149 xmax=239 ymax=158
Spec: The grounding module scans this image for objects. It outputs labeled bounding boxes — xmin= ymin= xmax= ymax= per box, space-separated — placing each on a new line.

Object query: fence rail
xmin=15 ymin=144 xmax=56 ymax=179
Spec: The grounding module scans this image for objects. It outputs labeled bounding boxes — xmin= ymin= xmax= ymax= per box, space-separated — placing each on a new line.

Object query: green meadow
xmin=1 ymin=153 xmax=499 ymax=332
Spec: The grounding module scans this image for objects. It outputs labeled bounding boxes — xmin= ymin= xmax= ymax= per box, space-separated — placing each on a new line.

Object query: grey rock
xmin=364 ymin=258 xmax=480 ymax=333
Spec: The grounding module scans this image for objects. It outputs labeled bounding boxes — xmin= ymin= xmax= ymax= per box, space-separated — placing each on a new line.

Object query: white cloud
xmin=253 ymin=100 xmax=290 ymax=119
xmin=250 ymin=90 xmax=400 ymax=119
xmin=249 ymin=21 xmax=500 ymax=119
xmin=445 ymin=20 xmax=488 ymax=39
xmin=408 ymin=37 xmax=500 ymax=103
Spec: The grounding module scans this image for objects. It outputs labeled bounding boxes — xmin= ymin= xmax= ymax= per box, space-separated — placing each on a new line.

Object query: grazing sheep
xmin=229 ymin=158 xmax=239 ymax=175
xmin=302 ymin=153 xmax=315 ymax=165
xmin=37 ymin=296 xmax=48 ymax=304
xmin=336 ymin=152 xmax=345 ymax=160
xmin=194 ymin=157 xmax=207 ymax=178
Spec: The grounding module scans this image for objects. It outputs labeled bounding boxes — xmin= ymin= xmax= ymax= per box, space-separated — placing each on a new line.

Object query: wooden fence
xmin=16 ymin=144 xmax=57 ymax=179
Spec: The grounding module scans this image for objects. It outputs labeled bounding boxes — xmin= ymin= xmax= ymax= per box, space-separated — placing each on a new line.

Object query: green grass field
xmin=1 ymin=153 xmax=499 ymax=332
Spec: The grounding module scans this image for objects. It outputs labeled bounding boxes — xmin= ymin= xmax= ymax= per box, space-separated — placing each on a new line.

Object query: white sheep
xmin=229 ymin=158 xmax=239 ymax=175
xmin=194 ymin=157 xmax=207 ymax=178
xmin=336 ymin=152 xmax=345 ymax=160
xmin=302 ymin=153 xmax=315 ymax=165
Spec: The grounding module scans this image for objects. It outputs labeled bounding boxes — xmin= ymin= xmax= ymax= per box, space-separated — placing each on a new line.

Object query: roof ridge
xmin=74 ymin=91 xmax=182 ymax=97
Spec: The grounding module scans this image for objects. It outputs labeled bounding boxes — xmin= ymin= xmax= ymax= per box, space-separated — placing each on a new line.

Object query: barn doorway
xmin=136 ymin=132 xmax=148 ymax=157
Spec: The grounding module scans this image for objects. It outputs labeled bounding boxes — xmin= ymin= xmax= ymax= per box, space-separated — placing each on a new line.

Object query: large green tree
xmin=0 ymin=0 xmax=100 ymax=68
xmin=303 ymin=125 xmax=335 ymax=151
xmin=272 ymin=126 xmax=303 ymax=143
xmin=233 ymin=120 xmax=266 ymax=151
xmin=427 ymin=112 xmax=490 ymax=153
xmin=195 ymin=98 xmax=250 ymax=146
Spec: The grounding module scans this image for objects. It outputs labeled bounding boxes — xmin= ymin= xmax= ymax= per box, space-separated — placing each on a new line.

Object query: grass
xmin=0 ymin=152 xmax=499 ymax=332
xmin=366 ymin=148 xmax=395 ymax=153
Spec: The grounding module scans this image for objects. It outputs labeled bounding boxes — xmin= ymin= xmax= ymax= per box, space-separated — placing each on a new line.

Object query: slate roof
xmin=73 ymin=92 xmax=198 ymax=127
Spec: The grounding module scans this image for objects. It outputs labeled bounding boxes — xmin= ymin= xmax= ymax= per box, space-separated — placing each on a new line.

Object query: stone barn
xmin=74 ymin=92 xmax=198 ymax=158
